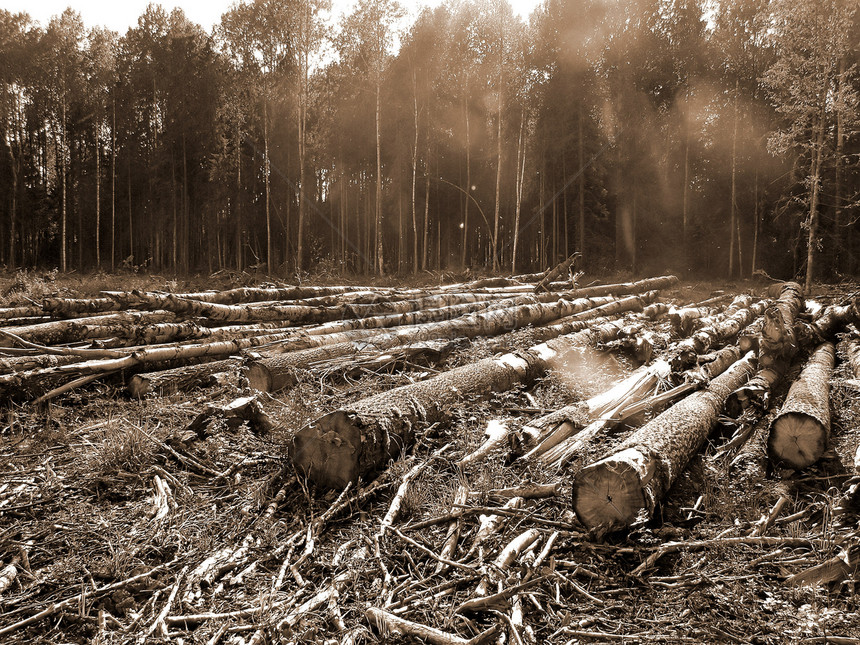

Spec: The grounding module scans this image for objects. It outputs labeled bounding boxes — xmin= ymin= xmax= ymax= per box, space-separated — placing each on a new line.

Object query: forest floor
xmin=1 ymin=269 xmax=860 ymax=644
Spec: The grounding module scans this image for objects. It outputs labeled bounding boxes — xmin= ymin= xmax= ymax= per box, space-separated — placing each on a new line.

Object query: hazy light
xmin=7 ymin=0 xmax=543 ymax=36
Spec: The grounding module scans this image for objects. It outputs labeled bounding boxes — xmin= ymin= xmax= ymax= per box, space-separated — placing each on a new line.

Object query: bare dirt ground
xmin=1 ymin=270 xmax=860 ymax=644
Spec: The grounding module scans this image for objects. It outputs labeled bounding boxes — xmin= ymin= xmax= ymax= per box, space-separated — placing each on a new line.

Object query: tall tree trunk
xmin=511 ymin=109 xmax=525 ymax=274
xmin=375 ymin=81 xmax=384 ymax=275
xmin=61 ymin=98 xmax=67 ymax=273
xmin=492 ymin=83 xmax=502 ymax=273
xmin=729 ymin=79 xmax=738 ymax=278
xmin=682 ymin=133 xmax=689 ymax=274
xmin=805 ymin=88 xmax=827 ymax=292
xmin=95 ymin=117 xmax=100 ymax=269
xmin=127 ymin=154 xmax=133 ymax=263
xmin=834 ymin=59 xmax=845 ymax=275
xmin=461 ymin=89 xmax=471 ymax=268
xmin=236 ymin=122 xmax=242 ymax=271
xmin=578 ymin=103 xmax=586 ymax=260
xmin=297 ymin=52 xmax=307 ymax=273
xmin=264 ymin=100 xmax=272 ymax=275
xmin=111 ymin=98 xmax=116 ymax=271
xmin=422 ymin=143 xmax=431 ymax=271
xmin=412 ymin=68 xmax=420 ymax=274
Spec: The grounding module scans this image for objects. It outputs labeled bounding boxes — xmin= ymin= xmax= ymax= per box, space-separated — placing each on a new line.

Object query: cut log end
xmin=243 ymin=362 xmax=274 ymax=393
xmin=768 ymin=412 xmax=827 ymax=469
xmin=291 ymin=411 xmax=362 ymax=489
xmin=573 ymin=456 xmax=646 ymax=532
xmin=128 ymin=375 xmax=151 ymax=398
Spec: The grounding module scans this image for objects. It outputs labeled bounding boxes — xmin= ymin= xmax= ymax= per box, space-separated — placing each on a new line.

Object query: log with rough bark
xmin=534 ymin=253 xmax=580 ymax=293
xmin=572 ymin=351 xmax=757 ymax=532
xmin=291 ymin=331 xmax=627 ymax=489
xmin=768 ymin=342 xmax=835 ymax=469
xmin=849 ymin=332 xmax=860 ymax=379
xmin=106 ymin=290 xmax=509 ymax=325
xmin=518 ymin=360 xmax=672 ymax=463
xmin=0 ymin=311 xmax=177 ymax=347
xmin=759 ymin=282 xmax=804 ymax=369
xmin=128 ymin=358 xmax=240 ymax=397
xmin=669 ymin=297 xmax=767 ymax=370
xmin=535 ymin=347 xmax=744 ymax=469
xmin=725 ymin=364 xmax=785 ymax=417
xmin=244 ymin=294 xmax=620 ymax=393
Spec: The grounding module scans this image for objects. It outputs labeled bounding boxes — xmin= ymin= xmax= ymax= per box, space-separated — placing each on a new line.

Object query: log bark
xmin=768 ymin=342 xmax=835 ymax=469
xmin=759 ymin=282 xmax=804 ymax=369
xmin=291 ymin=332 xmax=622 ymax=488
xmin=849 ymin=333 xmax=860 ymax=379
xmin=669 ymin=298 xmax=766 ymax=370
xmin=572 ymin=351 xmax=756 ymax=532
xmin=534 ymin=252 xmax=580 ymax=293
xmin=245 ymin=294 xmax=620 ymax=393
xmin=0 ymin=311 xmax=176 ymax=347
xmin=725 ymin=364 xmax=785 ymax=417
xmin=106 ymin=290 xmax=506 ymax=325
xmin=128 ymin=358 xmax=240 ymax=397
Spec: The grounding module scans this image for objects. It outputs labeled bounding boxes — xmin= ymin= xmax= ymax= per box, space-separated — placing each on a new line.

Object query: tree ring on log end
xmin=573 ymin=449 xmax=649 ymax=531
xmin=291 ymin=411 xmax=362 ymax=488
xmin=768 ymin=412 xmax=827 ymax=469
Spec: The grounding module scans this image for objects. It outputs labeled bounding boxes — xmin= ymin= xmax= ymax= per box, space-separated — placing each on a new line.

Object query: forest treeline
xmin=0 ymin=0 xmax=858 ymax=284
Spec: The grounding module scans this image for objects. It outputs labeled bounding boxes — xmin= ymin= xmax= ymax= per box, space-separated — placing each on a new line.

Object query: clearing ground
xmin=1 ymin=269 xmax=860 ymax=644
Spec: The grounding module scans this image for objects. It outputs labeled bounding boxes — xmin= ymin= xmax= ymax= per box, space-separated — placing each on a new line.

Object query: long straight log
xmin=572 ymin=351 xmax=756 ymax=532
xmin=536 ymin=346 xmax=744 ymax=469
xmin=0 ymin=311 xmax=177 ymax=347
xmin=244 ymin=295 xmax=622 ymax=393
xmin=106 ymin=290 xmax=509 ymax=325
xmin=291 ymin=331 xmax=626 ymax=489
xmin=669 ymin=298 xmax=767 ymax=370
xmin=759 ymin=282 xmax=804 ymax=369
xmin=128 ymin=358 xmax=240 ymax=397
xmin=768 ymin=342 xmax=835 ymax=469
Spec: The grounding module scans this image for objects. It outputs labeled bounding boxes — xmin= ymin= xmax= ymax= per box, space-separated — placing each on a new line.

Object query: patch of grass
xmin=92 ymin=421 xmax=156 ymax=476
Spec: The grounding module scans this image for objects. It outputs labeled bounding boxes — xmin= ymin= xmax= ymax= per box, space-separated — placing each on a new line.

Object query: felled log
xmin=572 ymin=351 xmax=756 ymax=532
xmin=519 ymin=360 xmax=672 ymax=462
xmin=534 ymin=252 xmax=580 ymax=293
xmin=106 ymin=290 xmax=506 ymax=325
xmin=725 ymin=364 xmax=785 ymax=417
xmin=245 ymin=294 xmax=619 ymax=393
xmin=848 ymin=332 xmax=860 ymax=378
xmin=768 ymin=342 xmax=835 ymax=469
xmin=291 ymin=331 xmax=622 ymax=488
xmin=0 ymin=311 xmax=177 ymax=347
xmin=759 ymin=282 xmax=804 ymax=369
xmin=128 ymin=358 xmax=240 ymax=397
xmin=536 ymin=347 xmax=743 ymax=469
xmin=669 ymin=297 xmax=766 ymax=370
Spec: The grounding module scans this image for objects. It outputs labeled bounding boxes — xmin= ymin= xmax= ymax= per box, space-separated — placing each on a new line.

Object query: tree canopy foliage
xmin=0 ymin=0 xmax=858 ymax=282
